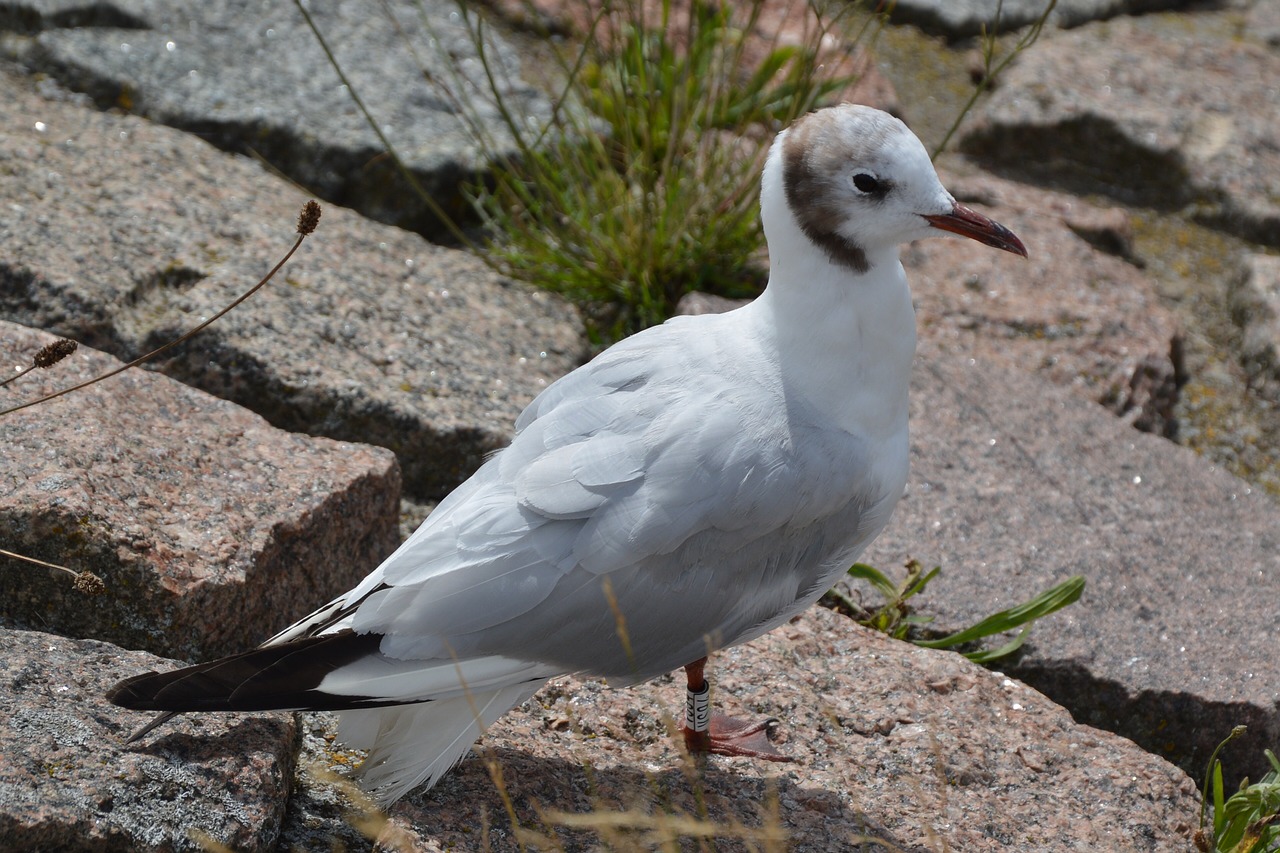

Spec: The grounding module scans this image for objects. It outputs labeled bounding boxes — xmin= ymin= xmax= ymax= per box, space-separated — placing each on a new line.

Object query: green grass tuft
xmin=464 ymin=0 xmax=876 ymax=339
xmin=1198 ymin=733 xmax=1280 ymax=853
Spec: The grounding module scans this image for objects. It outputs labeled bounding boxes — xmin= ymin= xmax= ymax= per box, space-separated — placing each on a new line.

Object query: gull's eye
xmin=852 ymin=173 xmax=882 ymax=194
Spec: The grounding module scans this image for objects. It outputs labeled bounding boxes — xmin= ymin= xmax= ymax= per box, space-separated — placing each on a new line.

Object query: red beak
xmin=924 ymin=202 xmax=1027 ymax=258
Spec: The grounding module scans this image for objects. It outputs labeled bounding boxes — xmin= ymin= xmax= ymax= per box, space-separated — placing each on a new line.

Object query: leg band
xmin=685 ymin=680 xmax=710 ymax=732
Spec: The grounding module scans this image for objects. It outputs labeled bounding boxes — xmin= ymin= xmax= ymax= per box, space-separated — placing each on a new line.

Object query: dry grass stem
xmin=0 ymin=338 xmax=77 ymax=389
xmin=0 ymin=548 xmax=106 ymax=596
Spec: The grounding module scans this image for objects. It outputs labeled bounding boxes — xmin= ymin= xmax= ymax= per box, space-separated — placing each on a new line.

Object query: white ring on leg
xmin=686 ymin=681 xmax=710 ymax=733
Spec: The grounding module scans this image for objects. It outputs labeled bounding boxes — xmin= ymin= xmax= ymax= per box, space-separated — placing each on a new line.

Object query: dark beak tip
xmin=1006 ymin=231 xmax=1030 ymax=259
xmin=926 ymin=203 xmax=1027 ymax=259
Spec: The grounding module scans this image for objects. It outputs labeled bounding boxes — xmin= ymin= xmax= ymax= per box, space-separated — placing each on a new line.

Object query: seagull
xmin=107 ymin=104 xmax=1025 ymax=805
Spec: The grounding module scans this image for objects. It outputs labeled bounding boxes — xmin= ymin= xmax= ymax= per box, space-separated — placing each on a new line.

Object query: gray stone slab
xmin=0 ymin=628 xmax=295 ymax=853
xmin=860 ymin=346 xmax=1280 ymax=788
xmin=958 ymin=14 xmax=1280 ymax=246
xmin=4 ymin=0 xmax=553 ymax=238
xmin=0 ymin=0 xmax=147 ymax=31
xmin=0 ymin=67 xmax=584 ymax=501
xmin=883 ymin=0 xmax=1207 ymax=40
xmin=1 ymin=321 xmax=400 ymax=662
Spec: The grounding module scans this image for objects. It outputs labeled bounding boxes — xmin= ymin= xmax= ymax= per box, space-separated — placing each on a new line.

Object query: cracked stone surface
xmin=3 ymin=0 xmax=553 ymax=238
xmin=1 ymin=321 xmax=400 ymax=661
xmin=0 ymin=628 xmax=296 ymax=853
xmin=861 ymin=347 xmax=1280 ymax=788
xmin=280 ymin=607 xmax=1200 ymax=852
xmin=0 ymin=66 xmax=584 ymax=501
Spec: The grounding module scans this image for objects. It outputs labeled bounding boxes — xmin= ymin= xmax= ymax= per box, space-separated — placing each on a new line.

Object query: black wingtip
xmin=122 ymin=711 xmax=181 ymax=743
xmin=104 ymin=631 xmax=390 ymax=716
xmin=106 ymin=669 xmax=164 ymax=710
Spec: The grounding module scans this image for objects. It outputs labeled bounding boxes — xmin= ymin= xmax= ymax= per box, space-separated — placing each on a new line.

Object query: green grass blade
xmin=1201 ymin=727 xmax=1249 ymax=835
xmin=823 ymin=586 xmax=859 ymax=613
xmin=844 ymin=563 xmax=898 ymax=601
xmin=913 ymin=576 xmax=1085 ymax=650
xmin=1216 ymin=761 xmax=1229 ymax=838
xmin=900 ymin=565 xmax=940 ymax=602
xmin=961 ymin=625 xmax=1032 ymax=663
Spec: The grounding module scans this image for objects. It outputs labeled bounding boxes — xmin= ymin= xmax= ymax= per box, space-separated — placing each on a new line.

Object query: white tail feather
xmin=338 ymin=681 xmax=544 ymax=805
xmin=318 ymin=652 xmax=548 ymax=702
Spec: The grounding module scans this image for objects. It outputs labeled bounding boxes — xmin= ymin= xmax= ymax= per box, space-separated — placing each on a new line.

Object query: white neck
xmin=747 ymin=142 xmax=917 ymax=442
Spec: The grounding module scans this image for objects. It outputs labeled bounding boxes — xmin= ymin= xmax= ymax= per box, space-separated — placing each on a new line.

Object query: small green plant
xmin=824 ymin=558 xmax=940 ymax=639
xmin=1197 ymin=728 xmax=1280 ymax=853
xmin=823 ymin=558 xmax=1085 ymax=663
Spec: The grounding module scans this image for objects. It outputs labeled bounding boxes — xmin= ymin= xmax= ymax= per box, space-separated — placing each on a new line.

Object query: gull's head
xmin=764 ymin=104 xmax=1026 ymax=273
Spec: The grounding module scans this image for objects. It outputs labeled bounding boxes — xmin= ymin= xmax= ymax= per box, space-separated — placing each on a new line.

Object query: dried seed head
xmin=74 ymin=570 xmax=106 ymax=596
xmin=297 ymin=200 xmax=322 ymax=236
xmin=33 ymin=338 xmax=78 ymax=369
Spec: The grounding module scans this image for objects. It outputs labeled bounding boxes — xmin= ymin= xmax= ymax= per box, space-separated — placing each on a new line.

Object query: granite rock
xmin=1246 ymin=0 xmax=1280 ymax=48
xmin=5 ymin=0 xmax=552 ymax=238
xmin=0 ymin=322 xmax=400 ymax=662
xmin=0 ymin=628 xmax=295 ymax=853
xmin=0 ymin=1 xmax=1270 ymax=845
xmin=910 ymin=169 xmax=1181 ymax=435
xmin=0 ymin=67 xmax=584 ymax=501
xmin=958 ymin=13 xmax=1280 ymax=246
xmin=282 ymin=607 xmax=1199 ymax=852
xmin=862 ymin=347 xmax=1280 ymax=788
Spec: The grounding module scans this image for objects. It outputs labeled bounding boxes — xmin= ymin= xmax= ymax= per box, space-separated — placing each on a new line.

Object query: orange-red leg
xmin=678 ymin=657 xmax=793 ymax=761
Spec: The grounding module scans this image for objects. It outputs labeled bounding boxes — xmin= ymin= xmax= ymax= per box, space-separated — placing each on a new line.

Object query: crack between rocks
xmin=1010 ymin=657 xmax=1280 ymax=791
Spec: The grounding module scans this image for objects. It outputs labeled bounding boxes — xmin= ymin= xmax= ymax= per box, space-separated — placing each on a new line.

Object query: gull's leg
xmin=679 ymin=657 xmax=793 ymax=761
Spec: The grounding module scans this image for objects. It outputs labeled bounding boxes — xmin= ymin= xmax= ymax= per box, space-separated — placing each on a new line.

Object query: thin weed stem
xmin=931 ymin=0 xmax=1058 ymax=160
xmin=0 ymin=548 xmax=75 ymax=578
xmin=0 ymin=365 xmax=34 ymax=389
xmin=446 ymin=643 xmax=532 ymax=853
xmin=0 ymin=201 xmax=322 ymax=418
xmin=290 ymin=1 xmax=479 ymax=248
xmin=1200 ymin=725 xmax=1248 ymax=831
xmin=599 ymin=575 xmax=637 ymax=674
xmin=304 ymin=761 xmax=417 ymax=852
xmin=188 ymin=829 xmax=237 ymax=853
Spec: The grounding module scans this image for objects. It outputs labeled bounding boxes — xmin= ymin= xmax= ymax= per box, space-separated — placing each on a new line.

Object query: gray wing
xmin=339 ymin=314 xmax=897 ymax=681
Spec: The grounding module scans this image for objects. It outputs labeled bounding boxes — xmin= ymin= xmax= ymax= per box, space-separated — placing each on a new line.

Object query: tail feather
xmin=108 ymin=630 xmax=552 ymax=804
xmin=107 ymin=631 xmax=391 ymax=712
xmin=122 ymin=710 xmax=181 ymax=744
xmin=340 ymin=681 xmax=545 ymax=805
